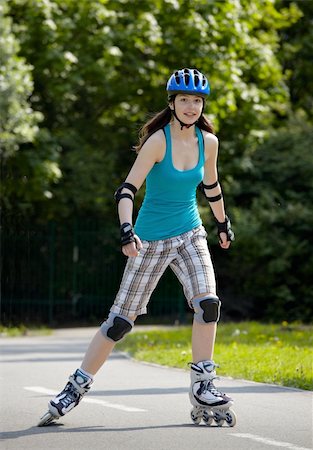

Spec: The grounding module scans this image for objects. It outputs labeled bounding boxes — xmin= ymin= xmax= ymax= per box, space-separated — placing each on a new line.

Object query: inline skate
xmin=38 ymin=368 xmax=93 ymax=426
xmin=189 ymin=360 xmax=236 ymax=427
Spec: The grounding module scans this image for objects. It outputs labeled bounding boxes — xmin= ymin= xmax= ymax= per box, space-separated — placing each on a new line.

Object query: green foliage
xmin=118 ymin=322 xmax=313 ymax=390
xmin=277 ymin=0 xmax=313 ymax=120
xmin=4 ymin=0 xmax=300 ymax=219
xmin=0 ymin=2 xmax=40 ymax=158
xmin=0 ymin=1 xmax=61 ymax=215
xmin=227 ymin=123 xmax=313 ymax=320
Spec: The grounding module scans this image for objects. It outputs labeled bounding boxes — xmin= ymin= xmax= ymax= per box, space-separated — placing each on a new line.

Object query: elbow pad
xmin=114 ymin=182 xmax=137 ymax=205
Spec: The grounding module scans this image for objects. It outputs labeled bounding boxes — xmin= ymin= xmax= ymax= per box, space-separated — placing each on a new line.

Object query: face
xmin=170 ymin=94 xmax=204 ymax=125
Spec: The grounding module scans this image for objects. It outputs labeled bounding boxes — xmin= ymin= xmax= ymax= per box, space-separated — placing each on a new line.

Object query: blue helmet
xmin=166 ymin=68 xmax=210 ymax=98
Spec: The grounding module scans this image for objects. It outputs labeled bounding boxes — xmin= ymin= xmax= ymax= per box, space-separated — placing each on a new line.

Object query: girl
xmin=38 ymin=68 xmax=235 ymax=427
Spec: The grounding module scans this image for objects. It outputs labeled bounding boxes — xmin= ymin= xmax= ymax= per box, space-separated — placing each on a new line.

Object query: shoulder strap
xmin=195 ymin=126 xmax=205 ymax=165
xmin=161 ymin=124 xmax=171 ymax=163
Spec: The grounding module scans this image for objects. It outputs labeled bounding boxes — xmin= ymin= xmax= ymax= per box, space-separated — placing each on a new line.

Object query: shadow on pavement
xmin=1 ymin=422 xmax=224 ymax=441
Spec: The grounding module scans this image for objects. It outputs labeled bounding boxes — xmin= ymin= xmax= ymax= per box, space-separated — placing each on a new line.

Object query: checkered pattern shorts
xmin=110 ymin=225 xmax=216 ymax=317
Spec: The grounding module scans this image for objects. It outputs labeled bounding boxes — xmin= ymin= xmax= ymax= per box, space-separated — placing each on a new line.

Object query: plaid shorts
xmin=110 ymin=225 xmax=216 ymax=317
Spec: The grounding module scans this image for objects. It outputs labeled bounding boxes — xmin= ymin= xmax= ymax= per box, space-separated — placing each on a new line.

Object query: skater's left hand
xmin=215 ymin=215 xmax=234 ymax=249
xmin=219 ymin=232 xmax=231 ymax=250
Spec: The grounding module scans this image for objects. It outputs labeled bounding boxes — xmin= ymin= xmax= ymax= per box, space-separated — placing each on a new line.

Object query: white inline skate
xmin=189 ymin=360 xmax=236 ymax=427
xmin=38 ymin=368 xmax=93 ymax=426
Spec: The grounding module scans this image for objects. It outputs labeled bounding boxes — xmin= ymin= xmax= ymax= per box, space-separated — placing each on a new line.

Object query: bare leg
xmin=192 ymin=321 xmax=217 ymax=363
xmin=81 ymin=329 xmax=116 ymax=375
xmin=191 ymin=293 xmax=217 ymax=363
xmin=80 ymin=314 xmax=137 ymax=375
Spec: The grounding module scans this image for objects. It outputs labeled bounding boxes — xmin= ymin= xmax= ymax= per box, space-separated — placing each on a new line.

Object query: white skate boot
xmin=38 ymin=369 xmax=93 ymax=426
xmin=189 ymin=360 xmax=236 ymax=427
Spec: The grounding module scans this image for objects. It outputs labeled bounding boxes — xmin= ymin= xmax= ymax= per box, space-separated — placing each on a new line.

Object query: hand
xmin=122 ymin=234 xmax=142 ymax=257
xmin=219 ymin=232 xmax=231 ymax=250
xmin=215 ymin=215 xmax=234 ymax=248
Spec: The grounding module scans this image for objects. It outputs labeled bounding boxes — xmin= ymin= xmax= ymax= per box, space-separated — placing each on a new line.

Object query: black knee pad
xmin=100 ymin=313 xmax=134 ymax=342
xmin=192 ymin=295 xmax=221 ymax=323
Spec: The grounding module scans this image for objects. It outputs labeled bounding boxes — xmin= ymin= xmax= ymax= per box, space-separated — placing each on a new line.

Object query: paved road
xmin=0 ymin=328 xmax=312 ymax=450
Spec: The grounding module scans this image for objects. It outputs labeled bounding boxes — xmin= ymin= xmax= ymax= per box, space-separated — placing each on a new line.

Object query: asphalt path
xmin=0 ymin=327 xmax=312 ymax=450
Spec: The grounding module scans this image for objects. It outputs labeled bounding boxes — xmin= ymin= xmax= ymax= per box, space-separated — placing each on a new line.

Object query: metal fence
xmin=1 ymin=220 xmax=187 ymax=326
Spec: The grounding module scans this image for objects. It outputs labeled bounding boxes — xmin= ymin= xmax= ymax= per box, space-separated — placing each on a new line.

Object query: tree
xmin=5 ymin=0 xmax=300 ymax=220
xmin=277 ymin=0 xmax=313 ymax=120
xmin=225 ymin=122 xmax=313 ymax=321
xmin=0 ymin=1 xmax=61 ymax=219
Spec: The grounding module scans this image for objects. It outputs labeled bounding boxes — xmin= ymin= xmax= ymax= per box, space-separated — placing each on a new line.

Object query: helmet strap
xmin=172 ymin=108 xmax=197 ymax=130
xmin=170 ymin=97 xmax=205 ymax=130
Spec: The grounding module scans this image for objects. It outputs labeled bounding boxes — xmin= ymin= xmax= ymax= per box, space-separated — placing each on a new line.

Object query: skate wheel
xmin=37 ymin=411 xmax=58 ymax=427
xmin=190 ymin=408 xmax=201 ymax=425
xmin=202 ymin=410 xmax=214 ymax=426
xmin=225 ymin=409 xmax=237 ymax=427
xmin=213 ymin=411 xmax=224 ymax=427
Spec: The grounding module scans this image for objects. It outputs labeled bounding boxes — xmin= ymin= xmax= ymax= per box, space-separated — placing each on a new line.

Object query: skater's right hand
xmin=122 ymin=235 xmax=142 ymax=257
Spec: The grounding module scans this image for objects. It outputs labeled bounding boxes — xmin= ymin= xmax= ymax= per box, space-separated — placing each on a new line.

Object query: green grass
xmin=0 ymin=325 xmax=51 ymax=337
xmin=117 ymin=321 xmax=313 ymax=391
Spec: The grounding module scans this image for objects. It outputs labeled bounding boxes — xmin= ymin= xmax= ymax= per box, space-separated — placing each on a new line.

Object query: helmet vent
xmin=184 ymin=73 xmax=190 ymax=86
xmin=174 ymin=71 xmax=180 ymax=84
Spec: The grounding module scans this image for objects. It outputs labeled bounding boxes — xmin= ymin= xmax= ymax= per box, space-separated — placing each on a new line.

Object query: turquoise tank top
xmin=134 ymin=124 xmax=205 ymax=241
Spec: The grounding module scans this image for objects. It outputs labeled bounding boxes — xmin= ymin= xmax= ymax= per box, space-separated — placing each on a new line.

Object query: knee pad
xmin=192 ymin=295 xmax=221 ymax=324
xmin=100 ymin=313 xmax=134 ymax=342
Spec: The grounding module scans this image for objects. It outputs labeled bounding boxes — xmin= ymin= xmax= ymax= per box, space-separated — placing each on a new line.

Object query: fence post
xmin=48 ymin=221 xmax=55 ymax=325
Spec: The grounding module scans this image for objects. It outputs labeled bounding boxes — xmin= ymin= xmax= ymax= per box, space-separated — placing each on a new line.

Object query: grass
xmin=117 ymin=321 xmax=313 ymax=391
xmin=0 ymin=325 xmax=51 ymax=337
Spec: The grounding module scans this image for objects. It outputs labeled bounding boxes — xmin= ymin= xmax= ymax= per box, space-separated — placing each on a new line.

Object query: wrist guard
xmin=215 ymin=215 xmax=235 ymax=242
xmin=120 ymin=222 xmax=135 ymax=246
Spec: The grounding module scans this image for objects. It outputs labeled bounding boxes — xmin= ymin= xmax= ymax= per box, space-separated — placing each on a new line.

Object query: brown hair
xmin=134 ymin=95 xmax=214 ymax=153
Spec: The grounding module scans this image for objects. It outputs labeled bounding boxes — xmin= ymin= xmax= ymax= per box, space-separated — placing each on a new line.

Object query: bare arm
xmin=202 ymin=133 xmax=230 ymax=249
xmin=117 ymin=130 xmax=165 ymax=256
